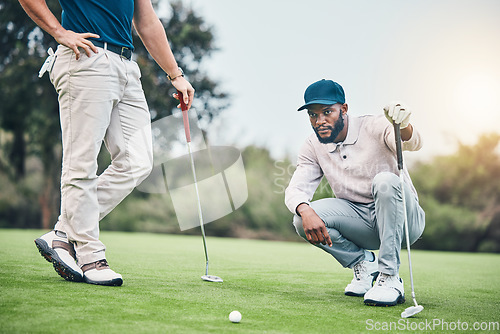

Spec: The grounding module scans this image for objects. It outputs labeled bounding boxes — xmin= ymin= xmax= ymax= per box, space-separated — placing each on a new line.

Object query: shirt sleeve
xmin=381 ymin=117 xmax=423 ymax=154
xmin=285 ymin=139 xmax=324 ymax=214
xmin=402 ymin=125 xmax=423 ymax=151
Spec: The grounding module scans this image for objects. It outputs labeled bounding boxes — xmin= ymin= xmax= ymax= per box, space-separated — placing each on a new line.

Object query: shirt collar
xmin=326 ymin=115 xmax=361 ymax=152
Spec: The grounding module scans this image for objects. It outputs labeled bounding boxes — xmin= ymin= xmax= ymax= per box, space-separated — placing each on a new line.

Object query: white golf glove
xmin=384 ymin=101 xmax=411 ymax=129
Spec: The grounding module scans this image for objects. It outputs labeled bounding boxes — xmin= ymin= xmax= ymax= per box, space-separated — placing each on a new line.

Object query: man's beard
xmin=313 ymin=115 xmax=345 ymax=144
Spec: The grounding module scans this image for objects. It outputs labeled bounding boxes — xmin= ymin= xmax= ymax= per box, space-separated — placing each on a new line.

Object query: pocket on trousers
xmin=50 ymin=45 xmax=74 ymax=89
xmin=48 ymin=55 xmax=58 ymax=84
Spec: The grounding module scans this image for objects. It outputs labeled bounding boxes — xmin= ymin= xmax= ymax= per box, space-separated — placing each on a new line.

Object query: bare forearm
xmin=133 ymin=0 xmax=194 ymax=108
xmin=19 ymin=0 xmax=99 ymax=59
xmin=133 ymin=18 xmax=180 ymax=77
xmin=18 ymin=0 xmax=65 ymax=40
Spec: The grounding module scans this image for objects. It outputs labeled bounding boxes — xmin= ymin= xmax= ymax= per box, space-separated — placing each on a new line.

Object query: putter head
xmin=201 ymin=275 xmax=223 ymax=283
xmin=401 ymin=305 xmax=424 ymax=318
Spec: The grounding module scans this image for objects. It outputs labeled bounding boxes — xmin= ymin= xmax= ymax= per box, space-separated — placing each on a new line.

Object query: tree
xmin=134 ymin=1 xmax=228 ymax=124
xmin=0 ymin=0 xmax=60 ymax=180
xmin=411 ymin=133 xmax=500 ymax=252
xmin=0 ymin=0 xmax=61 ymax=229
xmin=0 ymin=0 xmax=228 ymax=229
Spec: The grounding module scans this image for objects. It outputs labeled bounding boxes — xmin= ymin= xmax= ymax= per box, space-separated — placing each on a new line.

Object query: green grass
xmin=1 ymin=229 xmax=499 ymax=333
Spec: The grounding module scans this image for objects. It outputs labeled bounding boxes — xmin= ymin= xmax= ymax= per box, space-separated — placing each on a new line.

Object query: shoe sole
xmin=345 ymin=291 xmax=365 ymax=297
xmin=84 ymin=276 xmax=123 ymax=287
xmin=34 ymin=238 xmax=84 ymax=282
xmin=364 ymin=294 xmax=406 ymax=307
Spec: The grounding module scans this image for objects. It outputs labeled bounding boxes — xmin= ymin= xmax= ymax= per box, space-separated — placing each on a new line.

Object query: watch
xmin=167 ymin=67 xmax=184 ymax=81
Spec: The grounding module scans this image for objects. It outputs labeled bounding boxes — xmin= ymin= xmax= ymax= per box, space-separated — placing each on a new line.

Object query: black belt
xmin=92 ymin=41 xmax=132 ymax=60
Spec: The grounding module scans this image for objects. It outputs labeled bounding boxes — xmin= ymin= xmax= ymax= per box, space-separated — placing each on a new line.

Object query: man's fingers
xmin=81 ymin=32 xmax=100 ymax=39
xmin=72 ymin=46 xmax=81 ymax=60
xmin=305 ymin=230 xmax=319 ymax=244
xmin=306 ymin=227 xmax=331 ymax=247
xmin=186 ymin=90 xmax=194 ymax=109
xmin=83 ymin=40 xmax=99 ymax=55
xmin=305 ymin=231 xmax=314 ymax=244
xmin=178 ymin=88 xmax=189 ymax=107
xmin=392 ymin=107 xmax=401 ymax=124
xmin=77 ymin=36 xmax=99 ymax=58
xmin=81 ymin=45 xmax=93 ymax=58
xmin=319 ymin=225 xmax=332 ymax=247
xmin=322 ymin=228 xmax=332 ymax=247
xmin=184 ymin=92 xmax=190 ymax=109
xmin=70 ymin=33 xmax=100 ymax=60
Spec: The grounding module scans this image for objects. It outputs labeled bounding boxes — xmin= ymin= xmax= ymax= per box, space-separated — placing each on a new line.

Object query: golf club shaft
xmin=178 ymin=91 xmax=210 ymax=275
xmin=393 ymin=122 xmax=418 ymax=306
xmin=187 ymin=141 xmax=210 ymax=275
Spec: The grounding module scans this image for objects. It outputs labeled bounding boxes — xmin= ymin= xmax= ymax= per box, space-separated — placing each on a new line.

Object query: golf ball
xmin=229 ymin=311 xmax=242 ymax=323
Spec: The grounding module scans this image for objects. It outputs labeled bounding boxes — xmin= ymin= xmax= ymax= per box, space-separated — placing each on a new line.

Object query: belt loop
xmin=103 ymin=42 xmax=108 ymax=51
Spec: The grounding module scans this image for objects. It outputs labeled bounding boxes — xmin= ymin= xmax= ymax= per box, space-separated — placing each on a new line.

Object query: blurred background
xmin=1 ymin=0 xmax=499 ymax=252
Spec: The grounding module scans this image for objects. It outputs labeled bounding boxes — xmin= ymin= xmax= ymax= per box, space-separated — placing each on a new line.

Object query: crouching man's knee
xmin=372 ymin=172 xmax=399 ymax=202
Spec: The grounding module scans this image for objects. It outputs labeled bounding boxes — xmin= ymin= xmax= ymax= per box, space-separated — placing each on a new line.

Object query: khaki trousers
xmin=51 ymin=45 xmax=153 ymax=265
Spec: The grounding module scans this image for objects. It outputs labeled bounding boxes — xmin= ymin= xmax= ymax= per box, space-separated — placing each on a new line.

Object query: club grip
xmin=393 ymin=121 xmax=403 ymax=170
xmin=177 ymin=90 xmax=191 ymax=143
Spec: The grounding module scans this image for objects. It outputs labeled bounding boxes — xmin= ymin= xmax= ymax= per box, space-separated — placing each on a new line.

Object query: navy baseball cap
xmin=297 ymin=79 xmax=345 ymax=111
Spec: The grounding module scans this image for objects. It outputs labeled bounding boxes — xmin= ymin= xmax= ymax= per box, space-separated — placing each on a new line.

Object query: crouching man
xmin=285 ymin=79 xmax=425 ymax=306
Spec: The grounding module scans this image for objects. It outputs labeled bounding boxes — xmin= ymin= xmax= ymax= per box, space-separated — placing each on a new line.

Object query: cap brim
xmin=297 ymin=99 xmax=340 ymax=111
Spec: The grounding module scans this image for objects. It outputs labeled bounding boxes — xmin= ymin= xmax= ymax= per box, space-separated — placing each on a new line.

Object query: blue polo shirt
xmin=59 ymin=0 xmax=134 ymax=50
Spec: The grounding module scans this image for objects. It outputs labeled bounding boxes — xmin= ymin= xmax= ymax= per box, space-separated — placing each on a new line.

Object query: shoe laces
xmin=376 ymin=273 xmax=393 ymax=286
xmin=353 ymin=262 xmax=367 ymax=280
xmin=95 ymin=259 xmax=109 ymax=270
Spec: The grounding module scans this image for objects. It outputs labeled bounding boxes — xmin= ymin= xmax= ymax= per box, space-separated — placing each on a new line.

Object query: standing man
xmin=19 ymin=0 xmax=195 ymax=286
xmin=285 ymin=79 xmax=425 ymax=306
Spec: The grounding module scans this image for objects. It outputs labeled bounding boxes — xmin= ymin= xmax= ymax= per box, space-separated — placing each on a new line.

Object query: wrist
xmin=167 ymin=67 xmax=184 ymax=81
xmin=296 ymin=202 xmax=310 ymax=216
xmin=52 ymin=25 xmax=67 ymax=41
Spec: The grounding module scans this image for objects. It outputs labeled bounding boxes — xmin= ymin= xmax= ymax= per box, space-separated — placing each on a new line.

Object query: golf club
xmin=178 ymin=91 xmax=223 ymax=283
xmin=394 ymin=122 xmax=423 ymax=318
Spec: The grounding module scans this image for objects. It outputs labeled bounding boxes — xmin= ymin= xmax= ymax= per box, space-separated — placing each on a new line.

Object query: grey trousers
xmin=292 ymin=172 xmax=425 ymax=275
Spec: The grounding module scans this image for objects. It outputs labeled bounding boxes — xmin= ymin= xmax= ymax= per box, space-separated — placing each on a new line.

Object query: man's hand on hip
xmin=54 ymin=29 xmax=100 ymax=60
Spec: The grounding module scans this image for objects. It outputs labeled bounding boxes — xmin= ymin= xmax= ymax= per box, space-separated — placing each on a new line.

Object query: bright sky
xmin=162 ymin=0 xmax=500 ymax=163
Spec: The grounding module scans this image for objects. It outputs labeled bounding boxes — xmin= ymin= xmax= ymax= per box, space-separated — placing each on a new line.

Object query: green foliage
xmin=134 ymin=1 xmax=229 ymax=124
xmin=414 ymin=133 xmax=500 ymax=210
xmin=0 ymin=0 xmax=61 ymax=179
xmin=411 ymin=133 xmax=500 ymax=252
xmin=211 ymin=146 xmax=299 ymax=240
xmin=414 ymin=195 xmax=480 ymax=251
xmin=101 ymin=145 xmax=303 ymax=242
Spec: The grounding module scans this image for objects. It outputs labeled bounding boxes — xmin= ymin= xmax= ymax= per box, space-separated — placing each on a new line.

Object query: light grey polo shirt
xmin=285 ymin=114 xmax=423 ymax=214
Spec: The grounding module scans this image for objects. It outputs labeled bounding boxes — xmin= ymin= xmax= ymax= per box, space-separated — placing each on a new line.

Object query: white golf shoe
xmin=82 ymin=259 xmax=123 ymax=286
xmin=364 ymin=273 xmax=405 ymax=306
xmin=344 ymin=255 xmax=379 ymax=297
xmin=34 ymin=230 xmax=84 ymax=282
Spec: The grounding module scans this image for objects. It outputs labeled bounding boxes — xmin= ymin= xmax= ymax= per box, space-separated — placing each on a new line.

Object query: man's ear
xmin=341 ymin=103 xmax=348 ymax=115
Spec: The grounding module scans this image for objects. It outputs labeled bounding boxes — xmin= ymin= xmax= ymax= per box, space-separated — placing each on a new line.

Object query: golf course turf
xmin=1 ymin=229 xmax=499 ymax=333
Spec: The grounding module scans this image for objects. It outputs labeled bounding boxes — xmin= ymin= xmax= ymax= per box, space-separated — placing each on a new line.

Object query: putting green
xmin=1 ymin=229 xmax=499 ymax=333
